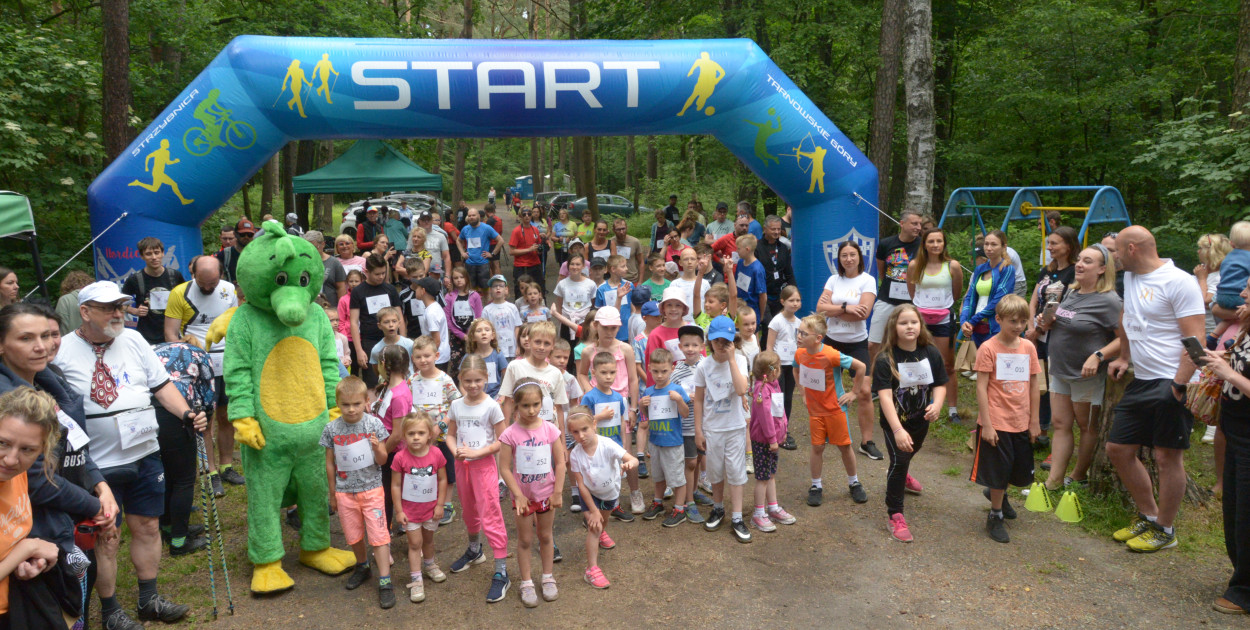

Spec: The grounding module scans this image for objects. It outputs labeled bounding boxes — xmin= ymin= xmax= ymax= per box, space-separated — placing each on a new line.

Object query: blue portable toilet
xmin=514 ymin=175 xmax=533 ymax=200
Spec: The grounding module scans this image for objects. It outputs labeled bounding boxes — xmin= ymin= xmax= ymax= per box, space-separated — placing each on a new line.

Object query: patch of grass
xmin=942 ymin=465 xmax=963 ymax=477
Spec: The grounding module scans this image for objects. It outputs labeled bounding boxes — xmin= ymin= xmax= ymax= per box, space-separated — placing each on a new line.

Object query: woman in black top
xmin=1025 ymin=226 xmax=1079 ymax=448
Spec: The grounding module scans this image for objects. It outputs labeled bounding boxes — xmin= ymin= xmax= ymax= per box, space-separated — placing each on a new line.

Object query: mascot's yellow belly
xmin=260 ymin=336 xmax=326 ymax=424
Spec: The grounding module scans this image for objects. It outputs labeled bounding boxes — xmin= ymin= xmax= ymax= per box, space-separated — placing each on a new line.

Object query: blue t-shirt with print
xmin=593 ymin=279 xmax=633 ymax=343
xmin=642 ymin=383 xmax=689 ymax=447
xmin=460 ymin=223 xmax=499 ymax=265
xmin=735 ymin=259 xmax=768 ymax=318
xmin=580 ymin=386 xmax=627 ymax=442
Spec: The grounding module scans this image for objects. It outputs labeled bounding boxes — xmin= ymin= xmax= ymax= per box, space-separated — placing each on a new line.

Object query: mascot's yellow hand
xmin=205 ymin=307 xmax=237 ymax=347
xmin=233 ymin=417 xmax=265 ymax=450
xmin=328 ymin=407 xmax=341 ymax=421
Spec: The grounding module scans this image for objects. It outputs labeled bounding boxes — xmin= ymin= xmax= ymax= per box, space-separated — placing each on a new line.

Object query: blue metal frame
xmin=1000 ymin=186 xmax=1132 ymax=244
xmin=937 ymin=186 xmax=1021 ymax=235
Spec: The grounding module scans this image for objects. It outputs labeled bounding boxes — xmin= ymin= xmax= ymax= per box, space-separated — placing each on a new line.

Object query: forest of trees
xmin=1 ymin=0 xmax=1248 ymax=285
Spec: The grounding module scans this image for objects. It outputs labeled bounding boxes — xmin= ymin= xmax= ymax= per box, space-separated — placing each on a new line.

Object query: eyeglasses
xmin=86 ymin=302 xmax=126 ymax=313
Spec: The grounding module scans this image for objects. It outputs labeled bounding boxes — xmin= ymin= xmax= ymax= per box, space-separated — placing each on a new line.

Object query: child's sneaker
xmin=345 ymin=563 xmax=371 ymax=590
xmin=486 ymin=571 xmax=510 ymax=603
xmin=637 ymin=457 xmax=649 ymax=479
xmin=704 ymin=507 xmax=725 ymax=531
xmin=1203 ymin=424 xmax=1217 ymax=444
xmin=889 ymin=513 xmax=913 ymax=543
xmin=498 ymin=479 xmax=509 ymax=501
xmin=698 ymin=472 xmax=712 ymax=494
xmin=553 ymin=544 xmax=563 ymax=563
xmin=731 ymin=518 xmax=752 ymax=543
xmin=685 ymin=503 xmax=705 ymax=524
xmin=450 ymin=546 xmax=485 ymax=573
xmin=641 ymin=500 xmax=666 ymax=520
xmin=585 ymin=565 xmax=610 ymax=589
xmin=692 ymin=490 xmax=713 ymax=505
xmin=752 ymin=514 xmax=776 ymax=532
xmin=849 ymin=481 xmax=868 ymax=504
xmin=904 ymin=474 xmax=923 ymax=495
xmin=519 ymin=580 xmax=539 ymax=608
xmin=598 ymin=530 xmax=616 ymax=549
xmin=768 ymin=505 xmax=796 ymax=525
xmin=407 ymin=579 xmax=425 ymax=603
xmin=541 ymin=575 xmax=559 ymax=601
xmin=379 ymin=584 xmax=396 ymax=609
xmin=570 ymin=487 xmax=584 ymax=513
xmin=746 ymin=457 xmax=755 ymax=475
xmin=986 ymin=513 xmax=1009 ymax=543
xmin=440 ymin=502 xmax=456 ymax=525
xmin=425 ymin=563 xmax=446 ymax=583
xmin=662 ymin=508 xmax=687 ymax=527
xmin=609 ymin=505 xmax=635 ymax=522
xmin=807 ymin=485 xmax=823 ymax=506
xmin=630 ymin=490 xmax=645 ymax=514
xmin=663 ymin=486 xmax=674 ymax=499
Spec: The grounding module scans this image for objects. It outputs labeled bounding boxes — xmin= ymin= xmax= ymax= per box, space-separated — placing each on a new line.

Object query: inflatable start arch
xmin=88 ymin=36 xmax=878 ymax=308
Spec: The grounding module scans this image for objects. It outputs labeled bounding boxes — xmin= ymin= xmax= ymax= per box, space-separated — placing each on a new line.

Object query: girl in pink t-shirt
xmin=389 ymin=413 xmax=448 ymax=603
xmin=747 ymin=352 xmax=796 ymax=533
xmin=372 ymin=344 xmax=413 ymax=530
xmin=498 ymin=380 xmax=567 ymax=607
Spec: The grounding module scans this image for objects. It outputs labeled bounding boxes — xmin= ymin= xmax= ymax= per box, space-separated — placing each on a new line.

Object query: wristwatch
xmin=1094 ymin=350 xmax=1105 ymax=361
xmin=1172 ymin=381 xmax=1188 ymax=396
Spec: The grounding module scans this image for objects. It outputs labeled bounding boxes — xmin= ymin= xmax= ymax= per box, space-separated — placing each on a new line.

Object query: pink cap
xmin=594 ymin=305 xmax=623 ymax=326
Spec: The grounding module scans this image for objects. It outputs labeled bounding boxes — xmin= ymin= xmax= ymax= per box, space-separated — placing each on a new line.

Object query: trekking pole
xmin=194 ymin=403 xmax=235 ymax=616
xmin=194 ymin=423 xmax=220 ymax=618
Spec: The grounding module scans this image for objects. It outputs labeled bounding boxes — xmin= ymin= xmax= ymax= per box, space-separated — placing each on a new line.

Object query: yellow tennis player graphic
xmin=277 ymin=59 xmax=313 ymax=118
xmin=744 ymin=107 xmax=782 ymax=166
xmin=128 ymin=139 xmax=194 ymax=205
xmin=677 ymin=52 xmax=725 ymax=117
xmin=312 ymin=54 xmax=339 ymax=105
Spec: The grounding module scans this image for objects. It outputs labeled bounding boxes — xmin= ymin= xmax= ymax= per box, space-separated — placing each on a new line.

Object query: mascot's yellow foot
xmin=299 ymin=547 xmax=356 ymax=576
xmin=251 ymin=561 xmax=294 ymax=594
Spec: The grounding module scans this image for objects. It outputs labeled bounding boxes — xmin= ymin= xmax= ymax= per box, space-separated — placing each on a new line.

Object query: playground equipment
xmin=87 ymin=37 xmax=878 ymax=313
xmin=938 ymin=185 xmax=1131 ymax=247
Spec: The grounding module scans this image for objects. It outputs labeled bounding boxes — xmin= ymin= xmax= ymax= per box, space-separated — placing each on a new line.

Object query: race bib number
xmin=736 ymin=272 xmax=752 ymax=292
xmin=898 ymin=359 xmax=934 ymax=388
xmin=453 ymin=301 xmax=473 ymax=318
xmin=913 ymin=290 xmax=949 ymax=309
xmin=486 ymin=362 xmax=498 ymax=385
xmin=827 ymin=315 xmax=855 ymax=333
xmin=57 ymin=409 xmax=90 ymax=451
xmin=413 ymin=381 xmax=442 ymax=406
xmin=775 ymin=340 xmax=796 ymax=361
xmin=664 ymin=338 xmax=685 ymax=361
xmin=799 ymin=365 xmax=826 ymax=391
xmin=516 ymin=443 xmax=553 ymax=475
xmin=458 ymin=422 xmax=490 ymax=451
xmin=467 ymin=237 xmax=482 ymax=250
xmin=402 ymin=472 xmax=438 ymax=503
xmin=526 ymin=311 xmax=548 ymax=323
xmin=616 ymin=245 xmax=632 ymax=260
xmin=587 ymin=463 xmax=617 ymax=495
xmin=1124 ymin=313 xmax=1147 ymax=342
xmin=770 ymin=392 xmax=784 ymax=417
xmin=603 ymin=290 xmax=618 ymax=307
xmin=410 ymin=300 xmax=426 ymax=317
xmin=706 ymin=372 xmax=732 ymax=401
xmin=996 ymin=354 xmax=1030 ymax=382
xmin=147 ymin=288 xmax=170 ymax=311
xmin=595 ymin=402 xmax=621 ymax=427
xmin=649 ymin=395 xmax=678 ymax=420
xmin=592 ymin=249 xmax=610 ymax=260
xmin=209 ymin=351 xmax=224 ymax=375
xmin=365 ymin=294 xmax=390 ymax=315
xmin=539 ymin=395 xmax=555 ymax=421
xmin=334 ymin=438 xmax=373 ymax=472
xmin=889 ymin=282 xmax=912 ymax=301
xmin=497 ymin=330 xmax=516 ymax=356
xmin=116 ymin=407 xmax=158 ymax=450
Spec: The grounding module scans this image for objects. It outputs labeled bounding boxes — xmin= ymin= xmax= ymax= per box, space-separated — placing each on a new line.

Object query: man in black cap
xmin=706 ymin=202 xmax=734 ymax=241
xmin=664 ymin=194 xmax=681 ymax=225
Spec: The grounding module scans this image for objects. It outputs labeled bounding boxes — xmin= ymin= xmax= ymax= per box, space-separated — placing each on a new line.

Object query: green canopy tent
xmin=0 ymin=191 xmax=49 ymax=299
xmin=292 ymin=140 xmax=443 ymax=193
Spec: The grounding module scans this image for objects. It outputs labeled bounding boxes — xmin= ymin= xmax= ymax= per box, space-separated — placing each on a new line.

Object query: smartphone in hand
xmin=1181 ymin=336 xmax=1207 ymax=365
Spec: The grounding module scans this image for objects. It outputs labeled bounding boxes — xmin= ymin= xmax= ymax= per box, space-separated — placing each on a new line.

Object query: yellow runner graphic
xmin=677 ymin=52 xmax=725 ymax=117
xmin=128 ymin=139 xmax=194 ymax=205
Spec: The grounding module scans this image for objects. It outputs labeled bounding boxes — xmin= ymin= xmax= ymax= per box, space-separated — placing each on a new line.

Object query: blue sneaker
xmin=637 ymin=458 xmax=649 ymax=479
xmin=692 ymin=490 xmax=713 ymax=506
xmin=450 ymin=546 xmax=485 ymax=573
xmin=440 ymin=502 xmax=456 ymax=525
xmin=486 ymin=572 xmax=510 ymax=603
xmin=685 ymin=502 xmax=705 ymax=524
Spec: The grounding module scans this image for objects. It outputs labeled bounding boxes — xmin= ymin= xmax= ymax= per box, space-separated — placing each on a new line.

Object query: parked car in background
xmin=535 ymin=191 xmax=573 ymax=218
xmin=571 ymin=194 xmax=648 ymax=217
xmin=338 ymin=193 xmax=448 ymax=236
xmin=543 ymin=192 xmax=578 ymax=220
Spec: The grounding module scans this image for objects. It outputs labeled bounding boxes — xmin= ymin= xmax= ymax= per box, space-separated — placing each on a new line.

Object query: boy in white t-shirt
xmin=482 ymin=275 xmax=522 ymax=360
xmin=692 ymin=316 xmax=752 ymax=543
xmin=415 ymin=277 xmax=451 ymax=370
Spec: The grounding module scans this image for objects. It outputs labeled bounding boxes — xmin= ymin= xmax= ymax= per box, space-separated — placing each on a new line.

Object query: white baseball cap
xmin=78 ymin=281 xmax=131 ymax=306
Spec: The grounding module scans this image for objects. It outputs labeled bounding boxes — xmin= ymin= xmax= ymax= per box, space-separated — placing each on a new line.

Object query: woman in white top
xmin=815 ymin=240 xmax=878 ymax=451
xmin=906 ymin=227 xmax=964 ymax=425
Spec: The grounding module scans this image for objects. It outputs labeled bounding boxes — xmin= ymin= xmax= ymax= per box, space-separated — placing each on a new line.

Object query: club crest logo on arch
xmin=88 ymin=37 xmax=879 ymax=316
xmin=825 ymin=229 xmax=875 ymax=276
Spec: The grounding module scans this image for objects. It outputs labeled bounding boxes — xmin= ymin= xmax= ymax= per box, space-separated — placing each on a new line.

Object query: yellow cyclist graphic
xmin=279 ymin=59 xmax=313 ymax=118
xmin=312 ymin=54 xmax=339 ymax=105
xmin=677 ymin=52 xmax=725 ymax=117
xmin=128 ymin=139 xmax=194 ymax=205
xmin=183 ymin=89 xmax=257 ymax=156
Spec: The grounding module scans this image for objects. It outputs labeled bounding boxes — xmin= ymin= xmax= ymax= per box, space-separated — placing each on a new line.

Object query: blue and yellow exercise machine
xmin=938 ymin=185 xmax=1132 ymax=247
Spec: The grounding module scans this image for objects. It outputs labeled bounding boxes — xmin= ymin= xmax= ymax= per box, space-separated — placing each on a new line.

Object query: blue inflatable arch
xmin=88 ymin=36 xmax=878 ymax=309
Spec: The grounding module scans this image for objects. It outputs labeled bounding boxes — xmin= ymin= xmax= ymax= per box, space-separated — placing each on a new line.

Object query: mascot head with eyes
xmin=222 ymin=220 xmax=355 ymax=594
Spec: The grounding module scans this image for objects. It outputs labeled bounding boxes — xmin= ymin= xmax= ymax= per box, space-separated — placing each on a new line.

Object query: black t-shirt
xmin=871 ymin=345 xmax=949 ymax=421
xmin=349 ymin=280 xmax=401 ymax=342
xmin=214 ymin=246 xmax=243 ymax=285
xmin=121 ymin=267 xmax=185 ymax=345
xmin=875 ymin=235 xmax=922 ymax=305
xmin=664 ymin=204 xmax=681 ymax=225
xmin=1222 ymin=333 xmax=1250 ymax=443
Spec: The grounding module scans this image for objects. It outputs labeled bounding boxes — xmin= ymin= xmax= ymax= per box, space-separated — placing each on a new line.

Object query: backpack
xmin=134 ymin=267 xmax=178 ymax=300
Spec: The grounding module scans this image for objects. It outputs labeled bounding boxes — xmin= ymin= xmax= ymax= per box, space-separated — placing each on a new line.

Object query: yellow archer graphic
xmin=128 ymin=139 xmax=194 ymax=205
xmin=677 ymin=52 xmax=725 ymax=117
xmin=312 ymin=54 xmax=339 ymax=105
xmin=278 ymin=59 xmax=313 ymax=118
xmin=779 ymin=133 xmax=828 ymax=194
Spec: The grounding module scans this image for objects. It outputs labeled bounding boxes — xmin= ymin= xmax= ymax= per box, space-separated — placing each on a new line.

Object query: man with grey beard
xmin=54 ymin=281 xmax=206 ymax=630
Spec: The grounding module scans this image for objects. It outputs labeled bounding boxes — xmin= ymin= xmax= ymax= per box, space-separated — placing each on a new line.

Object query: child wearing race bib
xmin=337 ymin=269 xmax=364 ymax=348
xmin=736 ymin=304 xmax=761 ymax=474
xmin=444 ymin=355 xmax=512 ymax=603
xmin=633 ymin=300 xmax=662 ymax=386
xmin=444 ymin=266 xmax=483 ymax=380
xmin=549 ymin=339 xmax=586 ymax=512
xmin=519 ymin=282 xmax=552 ymax=325
xmin=693 ymin=281 xmax=737 ymax=331
xmin=325 ymin=304 xmax=352 ymax=371
xmin=500 ymin=321 xmax=569 ymax=437
xmin=372 ymin=344 xmax=413 ymax=531
xmin=389 ymin=413 xmax=448 ymax=604
xmin=580 ymin=350 xmax=639 ymax=520
xmin=765 ymin=286 xmax=802 ymax=447
xmin=482 ymin=275 xmax=522 ymax=361
xmin=408 ymin=336 xmax=462 ymax=526
xmin=318 ymin=377 xmax=398 ymax=608
xmin=640 ymin=347 xmax=692 ymax=526
xmin=693 ymin=316 xmax=753 ymax=543
xmin=675 ymin=325 xmax=714 ymax=521
xmin=368 ymin=306 xmax=414 ymax=374
xmin=873 ymin=305 xmax=949 ymax=543
xmin=463 ymin=319 xmax=509 ymax=399
xmin=577 ymin=307 xmax=644 ymax=512
xmin=971 ymin=294 xmax=1041 ymax=544
xmin=498 ymin=380 xmax=568 ymax=608
xmin=734 ymin=233 xmax=768 ymax=325
xmin=794 ymin=314 xmax=869 ymax=508
xmin=748 ymin=351 xmax=795 ymax=533
xmin=567 ymin=407 xmax=639 ymax=590
xmin=553 ymin=253 xmax=598 ymax=348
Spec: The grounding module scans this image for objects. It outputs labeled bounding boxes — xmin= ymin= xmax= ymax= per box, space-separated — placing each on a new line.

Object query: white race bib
xmin=458 ymin=422 xmax=490 ymax=451
xmin=539 ymin=395 xmax=555 ymax=421
xmin=467 ymin=237 xmax=482 ymax=249
xmin=912 ymin=289 xmax=951 ymax=309
xmin=365 ymin=294 xmax=390 ymax=315
xmin=497 ymin=330 xmax=516 ymax=356
xmin=595 ymin=402 xmax=621 ymax=427
xmin=664 ymin=338 xmax=685 ymax=361
xmin=1124 ymin=313 xmax=1147 ymax=342
xmin=616 ymin=245 xmax=632 ymax=260
xmin=412 ymin=381 xmax=442 ymax=406
xmin=592 ymin=249 xmax=610 ymax=260
xmin=116 ymin=407 xmax=158 ymax=450
xmin=799 ymin=364 xmax=826 ymax=391
xmin=516 ymin=443 xmax=553 ymax=475
xmin=827 ymin=315 xmax=855 ymax=333
xmin=57 ymin=409 xmax=90 ymax=451
xmin=526 ymin=311 xmax=548 ymax=323
xmin=770 ymin=392 xmax=784 ymax=417
xmin=730 ymin=251 xmax=740 ymax=264
xmin=648 ymin=394 xmax=678 ymax=420
xmin=736 ymin=272 xmax=752 ymax=292
xmin=486 ymin=362 xmax=499 ymax=384
xmin=453 ymin=301 xmax=473 ymax=318
xmin=775 ymin=340 xmax=796 ymax=361
xmin=409 ymin=300 xmax=426 ymax=317
xmin=586 ymin=461 xmax=618 ymax=496
xmin=402 ymin=472 xmax=438 ymax=503
xmin=603 ymin=290 xmax=618 ymax=307
xmin=706 ymin=369 xmax=733 ymax=401
xmin=898 ymin=359 xmax=934 ymax=388
xmin=334 ymin=438 xmax=374 ymax=472
xmin=996 ymin=353 xmax=1030 ymax=382
xmin=147 ymin=288 xmax=170 ymax=311
xmin=889 ymin=282 xmax=912 ymax=301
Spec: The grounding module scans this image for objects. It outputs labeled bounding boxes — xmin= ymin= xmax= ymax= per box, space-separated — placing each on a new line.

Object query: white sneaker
xmin=663 ymin=486 xmax=673 ymax=499
xmin=1203 ymin=424 xmax=1217 ymax=444
xmin=698 ymin=472 xmax=712 ymax=494
xmin=630 ymin=490 xmax=645 ymax=514
xmin=570 ymin=488 xmax=583 ymax=513
xmin=966 ymin=372 xmax=978 ymax=381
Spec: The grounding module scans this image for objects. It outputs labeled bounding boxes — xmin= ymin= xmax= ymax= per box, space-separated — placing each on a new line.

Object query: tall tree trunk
xmin=868 ymin=0 xmax=905 ymax=218
xmin=575 ymin=137 xmax=598 ymax=219
xmin=931 ymin=0 xmax=956 ymax=217
xmin=452 ymin=141 xmax=468 ymax=210
xmin=539 ymin=138 xmax=548 ymax=194
xmin=432 ymin=139 xmax=444 ymax=174
xmin=646 ymin=136 xmax=658 ymax=180
xmin=901 ymin=0 xmax=936 ymax=216
xmin=558 ymin=137 xmax=567 ymax=173
xmin=314 ymin=140 xmax=335 ymax=232
xmin=294 ymin=140 xmax=317 ymax=226
xmin=474 ymin=138 xmax=484 ymax=199
xmin=281 ymin=142 xmax=297 ymax=215
xmin=1236 ymin=0 xmax=1250 ymax=121
xmin=625 ymin=136 xmax=636 ymax=190
xmin=530 ymin=138 xmax=542 ymax=196
xmin=260 ymin=154 xmax=278 ymax=217
xmin=101 ymin=0 xmax=133 ymax=160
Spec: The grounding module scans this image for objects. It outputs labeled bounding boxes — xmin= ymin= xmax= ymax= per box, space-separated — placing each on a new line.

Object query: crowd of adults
xmin=2 ymin=194 xmax=1250 ymax=624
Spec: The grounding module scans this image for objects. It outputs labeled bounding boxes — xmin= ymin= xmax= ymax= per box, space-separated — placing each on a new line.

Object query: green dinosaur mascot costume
xmin=222 ymin=220 xmax=355 ymax=593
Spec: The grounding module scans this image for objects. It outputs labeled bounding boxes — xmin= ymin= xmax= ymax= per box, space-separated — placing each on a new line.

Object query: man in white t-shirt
xmin=55 ymin=282 xmax=206 ymax=629
xmin=418 ymin=211 xmax=452 ymax=282
xmin=1106 ymin=226 xmax=1206 ymax=553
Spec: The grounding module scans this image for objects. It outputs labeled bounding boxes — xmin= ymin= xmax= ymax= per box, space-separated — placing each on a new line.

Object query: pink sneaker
xmin=751 ymin=514 xmax=777 ymax=532
xmin=889 ymin=513 xmax=913 ymax=543
xmin=598 ymin=530 xmax=616 ymax=549
xmin=584 ymin=566 xmax=610 ymax=589
xmin=904 ymin=474 xmax=923 ymax=495
xmin=767 ymin=505 xmax=796 ymax=525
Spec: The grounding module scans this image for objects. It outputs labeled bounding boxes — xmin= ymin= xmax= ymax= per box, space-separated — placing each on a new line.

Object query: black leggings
xmin=156 ymin=407 xmax=198 ymax=539
xmin=779 ymin=365 xmax=796 ymax=422
xmin=879 ymin=415 xmax=930 ymax=516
